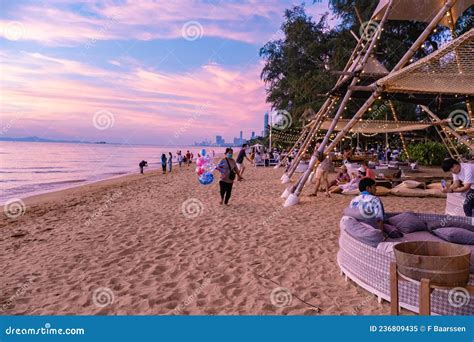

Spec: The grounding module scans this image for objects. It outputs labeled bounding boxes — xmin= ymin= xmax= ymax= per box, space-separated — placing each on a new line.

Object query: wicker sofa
xmin=338 ymin=212 xmax=474 ymax=315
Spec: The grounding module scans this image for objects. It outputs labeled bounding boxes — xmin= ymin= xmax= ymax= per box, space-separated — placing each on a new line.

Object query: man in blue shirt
xmin=349 ymin=178 xmax=385 ymax=232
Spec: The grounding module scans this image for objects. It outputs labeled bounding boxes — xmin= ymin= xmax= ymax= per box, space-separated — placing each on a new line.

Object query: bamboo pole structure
xmin=284 ymin=0 xmax=460 ymax=206
xmin=324 ymin=0 xmax=458 ymax=155
xmin=277 ymin=122 xmax=310 ymax=168
xmin=421 ymin=105 xmax=474 ymax=153
xmin=283 ymin=98 xmax=336 ymax=181
xmin=388 ymin=100 xmax=410 ymax=160
xmin=285 ymin=0 xmax=394 ymax=201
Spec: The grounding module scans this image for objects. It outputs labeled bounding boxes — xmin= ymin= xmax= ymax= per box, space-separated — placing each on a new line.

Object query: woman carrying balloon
xmin=215 ymin=147 xmax=243 ymax=205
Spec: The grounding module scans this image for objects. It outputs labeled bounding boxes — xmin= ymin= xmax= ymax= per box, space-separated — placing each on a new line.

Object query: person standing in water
xmin=161 ymin=153 xmax=167 ymax=174
xmin=168 ymin=152 xmax=173 ymax=172
xmin=216 ymin=148 xmax=243 ymax=205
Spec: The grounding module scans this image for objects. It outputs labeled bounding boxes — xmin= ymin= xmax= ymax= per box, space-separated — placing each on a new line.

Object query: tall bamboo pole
xmin=422 ymin=105 xmax=473 ymax=153
xmin=388 ymin=100 xmax=410 ymax=160
xmin=285 ymin=98 xmax=335 ymax=179
xmin=288 ymin=0 xmax=394 ymax=198
xmin=278 ymin=126 xmax=309 ymax=167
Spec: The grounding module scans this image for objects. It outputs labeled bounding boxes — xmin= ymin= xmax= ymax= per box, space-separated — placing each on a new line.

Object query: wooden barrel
xmin=393 ymin=241 xmax=471 ymax=287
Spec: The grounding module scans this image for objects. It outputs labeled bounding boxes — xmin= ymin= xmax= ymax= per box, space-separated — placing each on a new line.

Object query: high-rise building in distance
xmin=264 ymin=112 xmax=269 ymax=136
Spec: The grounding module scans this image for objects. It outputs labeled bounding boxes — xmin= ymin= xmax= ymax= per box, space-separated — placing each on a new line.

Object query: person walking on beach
xmin=216 ymin=148 xmax=243 ymax=205
xmin=161 ymin=153 xmax=167 ymax=174
xmin=168 ymin=152 xmax=173 ymax=172
xmin=441 ymin=158 xmax=474 ymax=216
xmin=186 ymin=151 xmax=191 ymax=167
xmin=236 ymin=143 xmax=252 ymax=176
xmin=178 ymin=153 xmax=183 ymax=167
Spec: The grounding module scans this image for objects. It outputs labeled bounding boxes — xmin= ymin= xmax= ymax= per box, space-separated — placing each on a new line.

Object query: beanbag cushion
xmin=401 ymin=180 xmax=422 ymax=189
xmin=375 ymin=186 xmax=390 ymax=196
xmin=384 ymin=223 xmax=404 ymax=238
xmin=344 ymin=217 xmax=384 ymax=247
xmin=390 ymin=186 xmax=429 ymax=197
xmin=426 ymin=188 xmax=447 ymax=198
xmin=426 ymin=219 xmax=474 ymax=232
xmin=432 ymin=227 xmax=474 ymax=245
xmin=387 ymin=212 xmax=427 ymax=233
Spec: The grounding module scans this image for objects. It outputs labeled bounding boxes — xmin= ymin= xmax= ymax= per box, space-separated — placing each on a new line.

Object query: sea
xmin=0 ymin=141 xmax=226 ymax=204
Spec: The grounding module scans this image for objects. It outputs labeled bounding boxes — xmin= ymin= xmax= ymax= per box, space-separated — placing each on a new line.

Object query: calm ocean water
xmin=0 ymin=141 xmax=226 ymax=204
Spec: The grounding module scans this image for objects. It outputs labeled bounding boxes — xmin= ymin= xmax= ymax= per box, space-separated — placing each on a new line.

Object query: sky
xmin=0 ymin=0 xmax=333 ymax=145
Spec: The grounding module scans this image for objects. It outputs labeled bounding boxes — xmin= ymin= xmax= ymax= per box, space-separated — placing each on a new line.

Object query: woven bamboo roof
xmin=372 ymin=0 xmax=472 ymax=28
xmin=377 ymin=29 xmax=474 ymax=95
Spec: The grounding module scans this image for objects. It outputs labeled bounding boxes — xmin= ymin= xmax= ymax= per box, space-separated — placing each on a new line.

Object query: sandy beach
xmin=1 ymin=165 xmax=445 ymax=315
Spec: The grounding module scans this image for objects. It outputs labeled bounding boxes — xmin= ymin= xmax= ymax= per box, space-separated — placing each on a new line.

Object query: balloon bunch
xmin=195 ymin=149 xmax=215 ymax=185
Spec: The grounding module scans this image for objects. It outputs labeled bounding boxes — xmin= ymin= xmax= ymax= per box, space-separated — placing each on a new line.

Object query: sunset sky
xmin=1 ymin=0 xmax=332 ymax=145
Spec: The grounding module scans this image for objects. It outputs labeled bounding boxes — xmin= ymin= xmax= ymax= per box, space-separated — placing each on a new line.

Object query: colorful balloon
xmin=196 ymin=157 xmax=206 ymax=167
xmin=203 ymin=162 xmax=215 ymax=172
xmin=195 ymin=166 xmax=205 ymax=175
xmin=198 ymin=172 xmax=214 ymax=185
xmin=200 ymin=148 xmax=207 ymax=156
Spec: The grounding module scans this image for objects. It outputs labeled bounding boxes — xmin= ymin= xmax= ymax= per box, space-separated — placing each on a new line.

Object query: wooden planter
xmin=394 ymin=241 xmax=471 ymax=287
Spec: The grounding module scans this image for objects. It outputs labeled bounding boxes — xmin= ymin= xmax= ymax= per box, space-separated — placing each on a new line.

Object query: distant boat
xmin=95 ymin=141 xmax=107 ymax=144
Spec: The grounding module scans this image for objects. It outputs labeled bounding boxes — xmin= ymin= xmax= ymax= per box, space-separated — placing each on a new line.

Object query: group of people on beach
xmin=139 ymin=150 xmax=206 ymax=175
xmin=310 ymin=144 xmax=376 ymax=197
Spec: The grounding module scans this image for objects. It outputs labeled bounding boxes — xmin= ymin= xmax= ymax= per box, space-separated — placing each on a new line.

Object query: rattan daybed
xmin=338 ymin=213 xmax=474 ymax=315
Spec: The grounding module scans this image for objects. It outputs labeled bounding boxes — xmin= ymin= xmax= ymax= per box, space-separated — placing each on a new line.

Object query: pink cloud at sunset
xmin=1 ymin=51 xmax=267 ymax=144
xmin=1 ymin=0 xmax=333 ymax=144
xmin=1 ymin=0 xmax=332 ymax=45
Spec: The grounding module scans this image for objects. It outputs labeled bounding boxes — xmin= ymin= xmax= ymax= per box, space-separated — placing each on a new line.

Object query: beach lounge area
xmin=0 ymin=164 xmax=459 ymax=315
xmin=2 ymin=0 xmax=474 ymax=332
